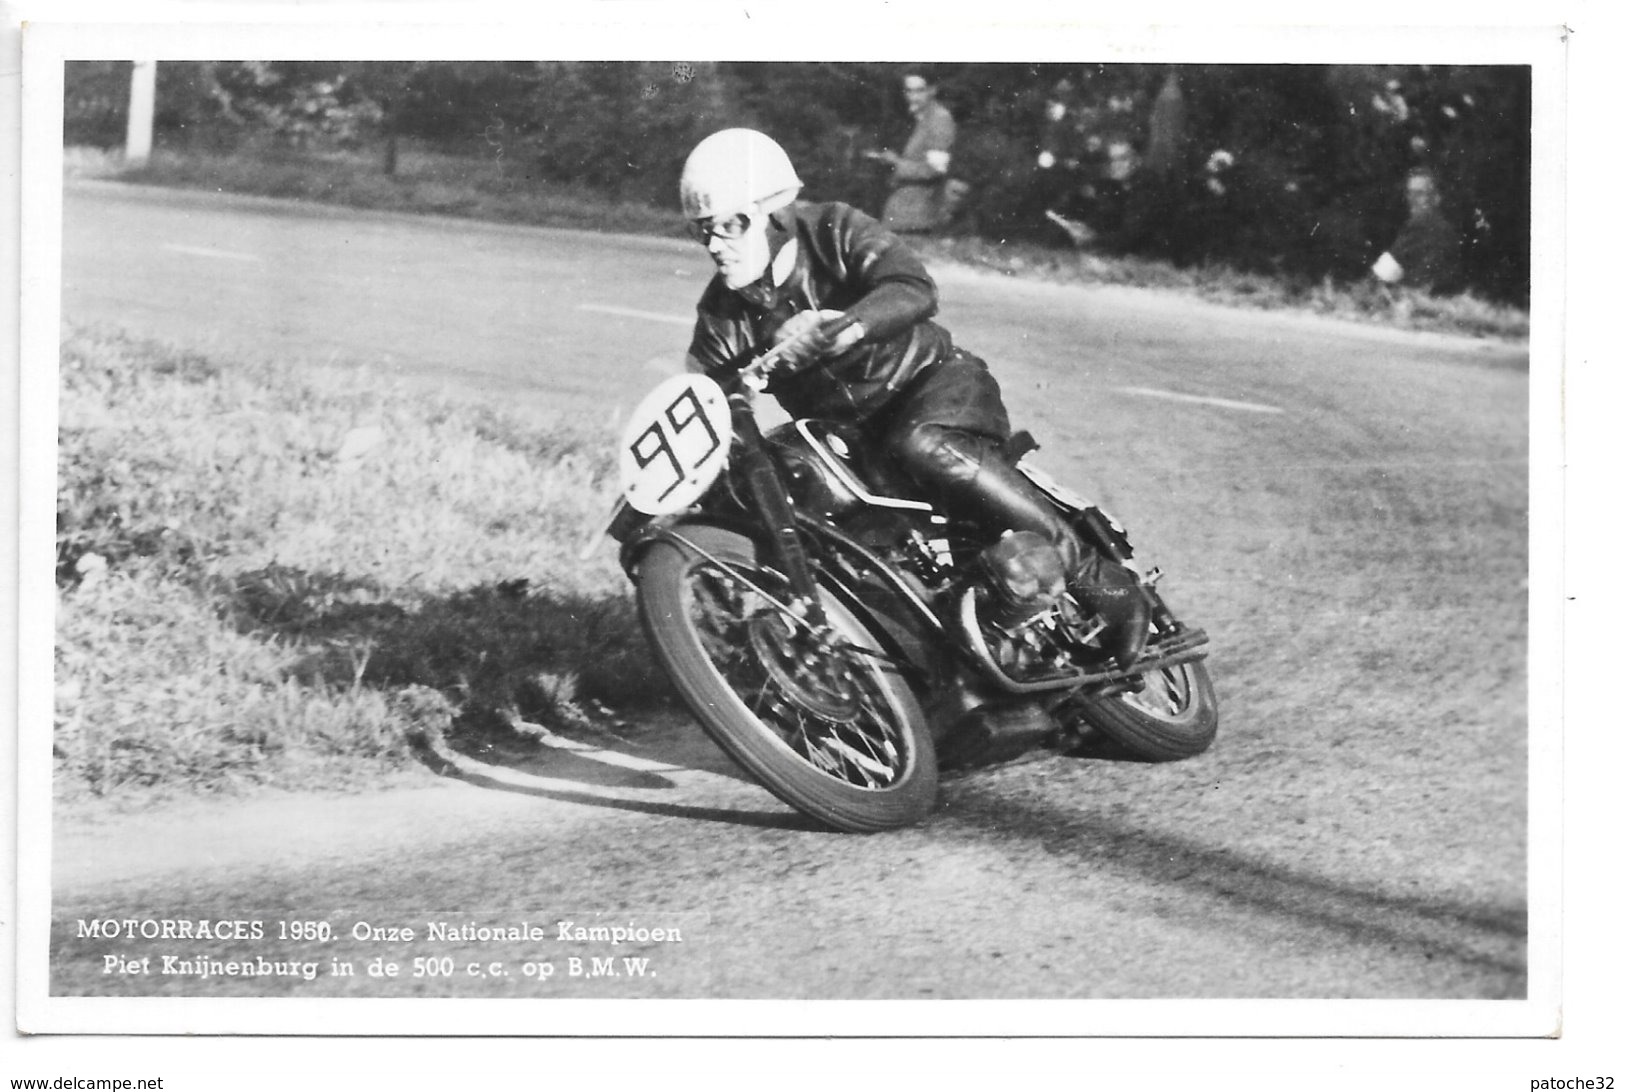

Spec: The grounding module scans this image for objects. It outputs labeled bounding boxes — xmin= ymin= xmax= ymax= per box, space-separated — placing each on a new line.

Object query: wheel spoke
xmin=824 ymin=738 xmax=888 ymax=785
xmin=1119 ymin=663 xmax=1196 ymax=719
xmin=678 ymin=556 xmax=915 ymax=791
xmin=750 ymin=676 xmax=773 ymax=715
xmin=786 ymin=677 xmax=904 ymax=788
xmin=641 ymin=527 xmax=936 ymax=828
xmin=845 ymin=690 xmax=901 ymax=767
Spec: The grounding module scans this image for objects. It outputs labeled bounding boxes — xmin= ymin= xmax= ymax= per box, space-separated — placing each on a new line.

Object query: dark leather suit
xmin=686 ymin=200 xmax=1132 ymax=618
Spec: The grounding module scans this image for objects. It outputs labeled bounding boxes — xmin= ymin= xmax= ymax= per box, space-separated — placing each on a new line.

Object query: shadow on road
xmin=221 ymin=564 xmax=670 ymax=711
xmin=218 ymin=562 xmax=818 ymax=830
xmin=413 ymin=734 xmax=819 ymax=832
xmin=940 ymin=780 xmax=1527 ymax=992
xmin=452 ymin=769 xmax=819 ymax=831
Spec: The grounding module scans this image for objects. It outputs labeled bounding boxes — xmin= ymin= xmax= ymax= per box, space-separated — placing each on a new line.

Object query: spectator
xmin=1040 ymin=86 xmax=1148 ymax=249
xmin=867 ymin=71 xmax=957 ymax=233
xmin=1370 ymin=169 xmax=1464 ymax=298
xmin=1036 ymin=79 xmax=1080 ymax=178
xmin=1050 ymin=137 xmax=1141 ymax=248
xmin=1035 ymin=80 xmax=1089 ymax=233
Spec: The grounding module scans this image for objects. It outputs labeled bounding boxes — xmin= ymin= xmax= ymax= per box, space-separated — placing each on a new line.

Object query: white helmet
xmin=679 ymin=128 xmax=803 ymax=221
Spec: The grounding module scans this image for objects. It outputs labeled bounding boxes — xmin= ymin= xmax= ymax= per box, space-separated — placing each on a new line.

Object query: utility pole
xmin=125 ymin=61 xmax=157 ymax=166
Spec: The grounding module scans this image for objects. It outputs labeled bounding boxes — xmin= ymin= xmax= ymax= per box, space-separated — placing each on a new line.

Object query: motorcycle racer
xmin=678 ymin=128 xmax=1148 ymax=668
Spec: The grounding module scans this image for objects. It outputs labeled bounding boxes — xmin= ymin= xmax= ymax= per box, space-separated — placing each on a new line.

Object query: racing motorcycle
xmin=596 ymin=334 xmax=1217 ymax=832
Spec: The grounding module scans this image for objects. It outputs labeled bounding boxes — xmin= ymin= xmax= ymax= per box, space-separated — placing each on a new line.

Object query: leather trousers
xmin=871 ymin=349 xmax=1086 ymax=573
xmin=891 ymin=422 xmax=1088 ymax=576
xmin=872 ymin=349 xmax=1148 ymax=664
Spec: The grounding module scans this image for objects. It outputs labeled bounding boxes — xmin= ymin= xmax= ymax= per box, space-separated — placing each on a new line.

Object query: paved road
xmin=48 ymin=182 xmax=1533 ymax=1022
xmin=62 ymin=182 xmax=707 ymax=418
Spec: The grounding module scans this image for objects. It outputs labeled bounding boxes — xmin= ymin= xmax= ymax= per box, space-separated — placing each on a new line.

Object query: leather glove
xmin=771 ymin=311 xmax=865 ymax=375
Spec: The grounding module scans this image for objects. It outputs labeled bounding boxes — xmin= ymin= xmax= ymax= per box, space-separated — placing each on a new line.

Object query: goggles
xmin=687 ymin=212 xmax=751 ymax=245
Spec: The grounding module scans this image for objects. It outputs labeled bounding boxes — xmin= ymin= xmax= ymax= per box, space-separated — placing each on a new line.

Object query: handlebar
xmin=734 ymin=314 xmax=860 ymax=394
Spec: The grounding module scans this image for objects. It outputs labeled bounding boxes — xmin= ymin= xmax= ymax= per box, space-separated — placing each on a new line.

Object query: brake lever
xmin=736 ymin=314 xmax=858 ymax=390
xmin=736 ymin=336 xmax=806 ymax=392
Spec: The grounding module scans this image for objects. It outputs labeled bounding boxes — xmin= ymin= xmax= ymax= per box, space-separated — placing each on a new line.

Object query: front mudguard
xmin=614 ymin=509 xmax=763 ymax=580
xmin=618 ymin=512 xmax=953 ymax=713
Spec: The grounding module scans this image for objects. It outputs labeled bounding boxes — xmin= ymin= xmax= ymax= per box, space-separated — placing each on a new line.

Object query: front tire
xmin=636 ymin=525 xmax=938 ymax=832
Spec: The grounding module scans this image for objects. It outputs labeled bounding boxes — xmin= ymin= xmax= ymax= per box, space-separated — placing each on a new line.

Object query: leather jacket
xmin=686 ymin=201 xmax=953 ymax=421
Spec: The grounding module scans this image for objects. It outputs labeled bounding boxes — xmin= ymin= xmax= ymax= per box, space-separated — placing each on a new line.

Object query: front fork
xmin=728 ymin=396 xmax=827 ymax=627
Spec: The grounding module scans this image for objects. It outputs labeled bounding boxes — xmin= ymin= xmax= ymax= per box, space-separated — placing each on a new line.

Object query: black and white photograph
xmin=7 ymin=2 xmax=1615 ymax=1087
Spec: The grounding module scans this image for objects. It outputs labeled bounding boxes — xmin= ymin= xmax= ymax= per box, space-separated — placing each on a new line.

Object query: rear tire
xmin=1071 ymin=658 xmax=1218 ymax=762
xmin=637 ymin=525 xmax=937 ymax=832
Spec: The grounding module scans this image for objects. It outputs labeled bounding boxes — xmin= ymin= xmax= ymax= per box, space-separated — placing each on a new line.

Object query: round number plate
xmin=619 ymin=373 xmax=732 ymax=515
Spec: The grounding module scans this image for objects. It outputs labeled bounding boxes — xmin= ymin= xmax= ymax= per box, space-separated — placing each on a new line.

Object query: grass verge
xmin=71 ymin=142 xmax=688 ymax=239
xmin=918 ymin=235 xmax=1530 ymax=342
xmin=68 ymin=143 xmax=1529 ymax=342
xmin=55 ymin=325 xmax=669 ymax=802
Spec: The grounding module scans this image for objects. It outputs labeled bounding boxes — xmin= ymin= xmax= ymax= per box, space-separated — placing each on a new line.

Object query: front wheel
xmin=1070 ymin=656 xmax=1219 ymax=762
xmin=636 ymin=525 xmax=937 ymax=832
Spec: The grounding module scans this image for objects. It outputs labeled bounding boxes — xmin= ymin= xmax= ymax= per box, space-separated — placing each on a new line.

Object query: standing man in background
xmin=1370 ymin=168 xmax=1465 ymax=318
xmin=1371 ymin=169 xmax=1465 ymax=295
xmin=868 ymin=71 xmax=958 ymax=233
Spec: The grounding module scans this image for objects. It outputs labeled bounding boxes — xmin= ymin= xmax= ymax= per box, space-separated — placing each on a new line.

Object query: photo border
xmin=13 ymin=7 xmax=1569 ymax=1043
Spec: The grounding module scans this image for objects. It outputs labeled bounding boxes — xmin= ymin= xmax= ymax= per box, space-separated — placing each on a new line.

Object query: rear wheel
xmin=637 ymin=525 xmax=937 ymax=832
xmin=1071 ymin=654 xmax=1218 ymax=762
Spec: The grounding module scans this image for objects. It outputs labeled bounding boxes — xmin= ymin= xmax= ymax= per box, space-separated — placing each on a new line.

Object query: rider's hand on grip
xmin=770 ymin=310 xmax=864 ymax=377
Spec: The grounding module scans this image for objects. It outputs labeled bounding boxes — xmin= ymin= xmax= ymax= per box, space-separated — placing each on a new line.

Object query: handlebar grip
xmin=762 ymin=314 xmax=861 ymax=380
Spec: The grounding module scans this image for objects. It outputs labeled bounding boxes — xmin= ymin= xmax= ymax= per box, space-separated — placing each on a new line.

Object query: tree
xmin=60 ymin=60 xmax=1530 ymax=301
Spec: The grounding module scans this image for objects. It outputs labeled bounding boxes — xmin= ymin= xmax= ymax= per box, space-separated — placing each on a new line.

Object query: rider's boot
xmin=902 ymin=427 xmax=1149 ymax=668
xmin=1068 ymin=547 xmax=1150 ymax=669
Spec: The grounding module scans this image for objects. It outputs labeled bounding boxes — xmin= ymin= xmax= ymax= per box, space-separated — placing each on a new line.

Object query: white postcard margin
xmin=12 ymin=9 xmax=1571 ymax=1043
